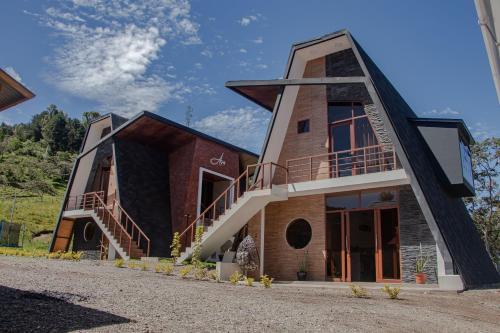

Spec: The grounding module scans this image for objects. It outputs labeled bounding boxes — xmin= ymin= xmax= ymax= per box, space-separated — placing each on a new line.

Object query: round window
xmin=83 ymin=222 xmax=96 ymax=242
xmin=286 ymin=218 xmax=312 ymax=249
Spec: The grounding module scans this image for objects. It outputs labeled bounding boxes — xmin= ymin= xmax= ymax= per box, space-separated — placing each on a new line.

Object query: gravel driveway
xmin=0 ymin=257 xmax=499 ymax=333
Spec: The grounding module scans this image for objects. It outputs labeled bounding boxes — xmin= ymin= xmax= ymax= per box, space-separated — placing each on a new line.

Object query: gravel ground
xmin=0 ymin=257 xmax=499 ymax=333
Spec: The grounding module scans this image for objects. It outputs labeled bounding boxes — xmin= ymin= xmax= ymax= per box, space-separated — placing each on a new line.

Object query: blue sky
xmin=1 ymin=0 xmax=498 ymax=152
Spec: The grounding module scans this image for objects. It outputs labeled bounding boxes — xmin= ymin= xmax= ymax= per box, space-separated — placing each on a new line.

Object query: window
xmin=83 ymin=222 xmax=96 ymax=242
xmin=297 ymin=119 xmax=310 ymax=134
xmin=286 ymin=219 xmax=312 ymax=249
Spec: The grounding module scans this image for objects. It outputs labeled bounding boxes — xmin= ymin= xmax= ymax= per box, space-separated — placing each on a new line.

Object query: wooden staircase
xmin=62 ymin=191 xmax=150 ymax=260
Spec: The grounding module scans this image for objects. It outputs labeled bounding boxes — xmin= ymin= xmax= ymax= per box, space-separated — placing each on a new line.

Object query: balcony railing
xmin=286 ymin=144 xmax=399 ymax=183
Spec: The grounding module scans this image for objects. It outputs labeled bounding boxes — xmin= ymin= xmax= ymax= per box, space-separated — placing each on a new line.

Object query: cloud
xmin=255 ymin=64 xmax=268 ymax=69
xmin=37 ymin=0 xmax=202 ymax=116
xmin=238 ymin=15 xmax=257 ymax=26
xmin=201 ymin=49 xmax=213 ymax=58
xmin=421 ymin=107 xmax=460 ymax=116
xmin=4 ymin=66 xmax=22 ymax=82
xmin=193 ymin=107 xmax=270 ymax=152
xmin=194 ymin=62 xmax=203 ymax=69
xmin=252 ymin=36 xmax=263 ymax=44
xmin=239 ymin=48 xmax=247 ymax=53
xmin=468 ymin=122 xmax=499 ymax=141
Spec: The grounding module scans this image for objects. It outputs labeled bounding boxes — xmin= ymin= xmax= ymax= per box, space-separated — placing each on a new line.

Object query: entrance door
xmin=348 ymin=210 xmax=376 ymax=282
xmin=326 ymin=208 xmax=399 ymax=282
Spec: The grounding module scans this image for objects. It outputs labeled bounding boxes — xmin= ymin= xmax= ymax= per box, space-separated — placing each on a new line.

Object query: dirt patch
xmin=0 ymin=257 xmax=499 ymax=332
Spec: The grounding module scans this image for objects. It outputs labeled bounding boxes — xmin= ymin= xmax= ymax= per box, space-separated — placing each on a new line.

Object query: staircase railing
xmin=64 ymin=191 xmax=150 ymax=258
xmin=179 ymin=162 xmax=288 ymax=252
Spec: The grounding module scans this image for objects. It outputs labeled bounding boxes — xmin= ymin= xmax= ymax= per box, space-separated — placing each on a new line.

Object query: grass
xmin=0 ymin=186 xmax=63 ymax=250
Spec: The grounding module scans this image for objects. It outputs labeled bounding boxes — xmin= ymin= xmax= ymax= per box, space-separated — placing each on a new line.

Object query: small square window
xmin=297 ymin=119 xmax=310 ymax=134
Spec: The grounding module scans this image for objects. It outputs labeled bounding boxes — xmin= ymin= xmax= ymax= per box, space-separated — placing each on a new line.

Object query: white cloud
xmin=255 ymin=64 xmax=268 ymax=69
xmin=201 ymin=49 xmax=213 ymax=58
xmin=468 ymin=122 xmax=499 ymax=141
xmin=193 ymin=107 xmax=270 ymax=152
xmin=252 ymin=36 xmax=263 ymax=44
xmin=38 ymin=0 xmax=201 ymax=116
xmin=238 ymin=15 xmax=257 ymax=26
xmin=421 ymin=107 xmax=460 ymax=116
xmin=194 ymin=62 xmax=203 ymax=69
xmin=4 ymin=66 xmax=22 ymax=82
xmin=239 ymin=48 xmax=247 ymax=53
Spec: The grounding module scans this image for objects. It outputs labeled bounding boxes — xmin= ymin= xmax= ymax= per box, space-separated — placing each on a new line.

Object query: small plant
xmin=415 ymin=243 xmax=429 ymax=273
xmin=128 ymin=261 xmax=139 ymax=269
xmin=114 ymin=259 xmax=125 ymax=268
xmin=245 ymin=277 xmax=254 ymax=287
xmin=72 ymin=251 xmax=84 ymax=261
xmin=298 ymin=250 xmax=308 ymax=273
xmin=61 ymin=252 xmax=74 ymax=260
xmin=48 ymin=251 xmax=61 ymax=259
xmin=349 ymin=284 xmax=369 ymax=298
xmin=140 ymin=262 xmax=148 ymax=271
xmin=194 ymin=268 xmax=208 ymax=280
xmin=260 ymin=275 xmax=273 ymax=288
xmin=191 ymin=226 xmax=204 ymax=269
xmin=163 ymin=263 xmax=174 ymax=275
xmin=170 ymin=232 xmax=182 ymax=263
xmin=229 ymin=271 xmax=242 ymax=285
xmin=207 ymin=270 xmax=219 ymax=282
xmin=382 ymin=284 xmax=400 ymax=299
xmin=180 ymin=265 xmax=193 ymax=279
xmin=155 ymin=264 xmax=163 ymax=273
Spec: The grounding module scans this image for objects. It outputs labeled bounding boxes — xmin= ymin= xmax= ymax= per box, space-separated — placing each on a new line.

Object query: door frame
xmin=325 ymin=206 xmax=402 ymax=283
xmin=196 ymin=167 xmax=234 ymax=217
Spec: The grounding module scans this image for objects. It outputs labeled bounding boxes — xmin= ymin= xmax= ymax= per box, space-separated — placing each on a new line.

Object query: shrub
xmin=48 ymin=251 xmax=61 ymax=259
xmin=128 ymin=261 xmax=139 ymax=269
xmin=207 ymin=270 xmax=219 ymax=282
xmin=140 ymin=262 xmax=148 ymax=271
xmin=191 ymin=226 xmax=204 ymax=268
xmin=61 ymin=252 xmax=74 ymax=260
xmin=155 ymin=264 xmax=163 ymax=273
xmin=114 ymin=259 xmax=125 ymax=268
xmin=180 ymin=265 xmax=193 ymax=279
xmin=229 ymin=271 xmax=242 ymax=285
xmin=163 ymin=263 xmax=174 ymax=275
xmin=245 ymin=277 xmax=254 ymax=287
xmin=71 ymin=251 xmax=83 ymax=261
xmin=170 ymin=232 xmax=182 ymax=263
xmin=194 ymin=268 xmax=208 ymax=280
xmin=349 ymin=284 xmax=369 ymax=298
xmin=260 ymin=275 xmax=273 ymax=288
xmin=382 ymin=285 xmax=400 ymax=299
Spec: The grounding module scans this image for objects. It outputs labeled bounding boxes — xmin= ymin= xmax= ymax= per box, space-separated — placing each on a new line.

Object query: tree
xmin=82 ymin=111 xmax=101 ymax=129
xmin=41 ymin=107 xmax=68 ymax=153
xmin=66 ymin=118 xmax=85 ymax=152
xmin=465 ymin=137 xmax=500 ymax=264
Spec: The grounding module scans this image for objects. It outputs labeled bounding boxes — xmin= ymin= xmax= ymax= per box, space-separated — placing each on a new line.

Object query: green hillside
xmin=0 ymin=105 xmax=100 ymax=249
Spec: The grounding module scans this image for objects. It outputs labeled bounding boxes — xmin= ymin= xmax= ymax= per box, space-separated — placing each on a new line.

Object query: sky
xmin=0 ymin=0 xmax=499 ymax=153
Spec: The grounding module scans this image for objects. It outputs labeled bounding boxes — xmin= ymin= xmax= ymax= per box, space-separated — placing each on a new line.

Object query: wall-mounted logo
xmin=210 ymin=153 xmax=226 ymax=166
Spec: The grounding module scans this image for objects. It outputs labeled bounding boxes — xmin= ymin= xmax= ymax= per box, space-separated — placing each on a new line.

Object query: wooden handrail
xmin=64 ymin=191 xmax=150 ymax=258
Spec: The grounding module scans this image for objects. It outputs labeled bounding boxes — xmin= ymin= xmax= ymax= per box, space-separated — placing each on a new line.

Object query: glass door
xmin=376 ymin=208 xmax=401 ymax=282
xmin=326 ymin=212 xmax=345 ymax=281
xmin=330 ymin=121 xmax=353 ymax=177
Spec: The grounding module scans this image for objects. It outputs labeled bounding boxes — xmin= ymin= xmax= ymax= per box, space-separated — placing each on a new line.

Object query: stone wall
xmin=399 ymin=186 xmax=437 ymax=283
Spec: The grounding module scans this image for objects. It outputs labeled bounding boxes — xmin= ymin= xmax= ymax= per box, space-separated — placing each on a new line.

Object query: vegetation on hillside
xmin=0 ymin=105 xmax=100 ymax=248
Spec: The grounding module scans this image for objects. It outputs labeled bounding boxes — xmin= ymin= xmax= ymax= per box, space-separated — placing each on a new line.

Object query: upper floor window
xmin=297 ymin=119 xmax=310 ymax=134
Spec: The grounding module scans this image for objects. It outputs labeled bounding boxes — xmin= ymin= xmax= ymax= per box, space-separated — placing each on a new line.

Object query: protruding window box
xmin=411 ymin=118 xmax=475 ymax=197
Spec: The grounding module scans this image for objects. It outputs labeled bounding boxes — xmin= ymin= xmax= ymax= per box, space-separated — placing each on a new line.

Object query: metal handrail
xmin=178 ymin=162 xmax=288 ymax=251
xmin=64 ymin=191 xmax=150 ymax=258
xmin=286 ymin=144 xmax=398 ymax=182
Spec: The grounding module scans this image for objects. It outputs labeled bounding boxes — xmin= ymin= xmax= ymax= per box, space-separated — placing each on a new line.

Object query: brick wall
xmin=263 ymin=195 xmax=326 ymax=281
xmin=169 ymin=138 xmax=240 ymax=234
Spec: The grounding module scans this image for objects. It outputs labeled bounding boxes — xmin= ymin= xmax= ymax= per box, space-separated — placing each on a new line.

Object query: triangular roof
xmin=226 ymin=30 xmax=500 ymax=288
xmin=0 ymin=68 xmax=35 ymax=112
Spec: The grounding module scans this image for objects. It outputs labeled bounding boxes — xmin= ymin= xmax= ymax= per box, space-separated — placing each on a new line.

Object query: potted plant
xmin=415 ymin=243 xmax=429 ymax=284
xmin=297 ymin=250 xmax=308 ymax=281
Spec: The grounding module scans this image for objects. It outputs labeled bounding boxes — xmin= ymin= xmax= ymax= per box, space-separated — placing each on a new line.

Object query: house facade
xmin=50 ymin=112 xmax=257 ymax=259
xmin=176 ymin=30 xmax=499 ymax=290
xmin=50 ymin=30 xmax=499 ymax=290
